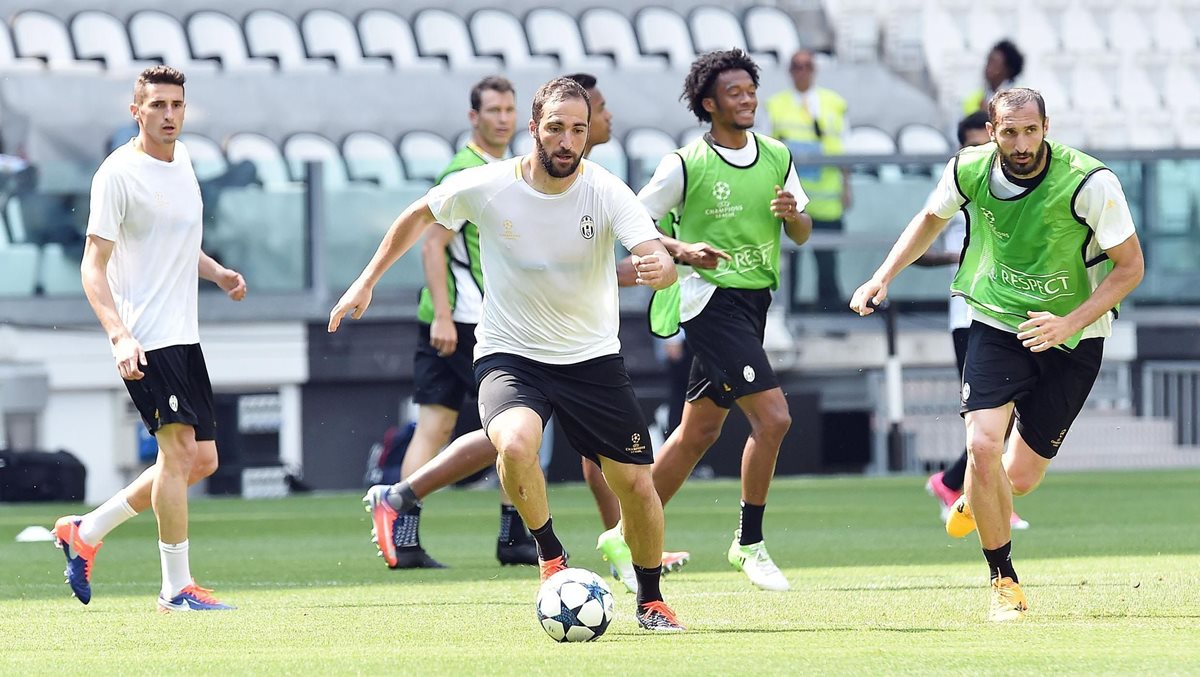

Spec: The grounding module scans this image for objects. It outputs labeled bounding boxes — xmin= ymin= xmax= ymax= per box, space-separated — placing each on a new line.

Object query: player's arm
xmin=628 ymin=239 xmax=677 ymax=290
xmin=420 ymin=224 xmax=459 ymax=356
xmin=328 ymin=197 xmax=438 ymax=332
xmin=81 ymin=235 xmax=145 ymax=380
xmin=850 ymin=209 xmax=951 ymax=315
xmin=198 ymin=250 xmax=246 ymax=301
xmin=638 ymin=153 xmax=729 ymax=269
xmin=616 ymin=255 xmax=638 ymax=288
xmin=912 ymin=250 xmax=959 ymax=267
xmin=851 ymin=159 xmax=960 ymax=315
xmin=776 ymin=165 xmax=812 ymax=246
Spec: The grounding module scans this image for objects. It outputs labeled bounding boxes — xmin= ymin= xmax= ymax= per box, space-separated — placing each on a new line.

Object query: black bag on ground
xmin=0 ymin=449 xmax=87 ymax=502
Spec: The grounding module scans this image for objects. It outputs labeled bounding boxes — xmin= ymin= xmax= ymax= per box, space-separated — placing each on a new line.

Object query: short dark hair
xmin=134 ymin=65 xmax=185 ymax=104
xmin=991 ymin=40 xmax=1025 ymax=80
xmin=957 ymin=111 xmax=990 ymax=145
xmin=988 ymin=87 xmax=1046 ymax=124
xmin=564 ymin=73 xmax=598 ymax=90
xmin=469 ymin=75 xmax=515 ymax=112
xmin=681 ymin=48 xmax=760 ymax=123
xmin=530 ymin=77 xmax=590 ymax=126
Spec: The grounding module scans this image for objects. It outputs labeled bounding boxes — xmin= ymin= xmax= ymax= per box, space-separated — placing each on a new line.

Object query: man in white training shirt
xmin=55 ymin=66 xmax=245 ymax=612
xmin=332 ymin=78 xmax=686 ymax=632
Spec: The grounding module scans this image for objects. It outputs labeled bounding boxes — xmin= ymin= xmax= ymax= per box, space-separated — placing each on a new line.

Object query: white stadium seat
xmin=343 ymin=131 xmax=410 ymax=188
xmin=12 ymin=11 xmax=102 ymax=72
xmin=0 ymin=243 xmax=38 ymax=296
xmin=413 ymin=9 xmax=502 ymax=72
xmin=70 ymin=11 xmax=159 ymax=74
xmin=623 ymin=127 xmax=677 ymax=190
xmin=357 ymin=9 xmax=445 ymax=74
xmin=188 ymin=11 xmax=275 ymax=73
xmin=743 ymin=6 xmax=802 ymax=64
xmin=245 ymin=10 xmax=333 ymax=73
xmin=399 ymin=131 xmax=454 ymax=183
xmin=301 ymin=10 xmax=389 ymax=73
xmin=587 ymin=138 xmax=628 ymax=184
xmin=845 ymin=126 xmax=897 ymax=155
xmin=636 ymin=7 xmax=696 ymax=70
xmin=897 ymin=124 xmax=951 ymax=155
xmin=469 ymin=9 xmax=556 ymax=71
xmin=226 ymin=133 xmax=293 ymax=189
xmin=527 ymin=8 xmax=613 ymax=73
xmin=510 ymin=132 xmax=534 ymax=157
xmin=689 ymin=7 xmax=750 ymax=55
xmin=0 ymin=21 xmax=43 ymax=72
xmin=39 ymin=243 xmax=83 ymax=296
xmin=578 ymin=8 xmax=664 ymax=72
xmin=178 ymin=133 xmax=228 ymax=182
xmin=129 ymin=11 xmax=218 ymax=74
xmin=283 ymin=133 xmax=350 ymax=189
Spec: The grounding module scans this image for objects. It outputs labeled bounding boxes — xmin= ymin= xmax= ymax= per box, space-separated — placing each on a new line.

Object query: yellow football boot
xmin=988 ymin=577 xmax=1029 ymax=622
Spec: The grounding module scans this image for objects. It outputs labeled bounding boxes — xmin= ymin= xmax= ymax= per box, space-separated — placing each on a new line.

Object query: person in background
xmin=963 ymin=40 xmax=1024 ymax=115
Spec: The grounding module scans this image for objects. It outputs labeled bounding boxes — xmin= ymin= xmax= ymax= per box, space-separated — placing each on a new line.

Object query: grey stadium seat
xmin=0 ymin=243 xmax=38 ymax=296
xmin=527 ymin=8 xmax=614 ymax=73
xmin=301 ymin=10 xmax=389 ymax=73
xmin=39 ymin=243 xmax=84 ymax=296
xmin=578 ymin=8 xmax=665 ymax=72
xmin=178 ymin=133 xmax=228 ymax=182
xmin=70 ymin=11 xmax=159 ymax=74
xmin=283 ymin=133 xmax=350 ymax=189
xmin=343 ymin=131 xmax=413 ymax=189
xmin=129 ymin=11 xmax=218 ymax=74
xmin=588 ymin=138 xmax=628 ymax=184
xmin=245 ymin=10 xmax=333 ymax=73
xmin=624 ymin=127 xmax=677 ymax=190
xmin=225 ymin=133 xmax=294 ymax=189
xmin=187 ymin=11 xmax=275 ymax=73
xmin=510 ymin=132 xmax=534 ymax=157
xmin=0 ymin=21 xmax=43 ymax=72
xmin=896 ymin=124 xmax=950 ymax=155
xmin=357 ymin=10 xmax=445 ymax=73
xmin=689 ymin=7 xmax=768 ymax=65
xmin=743 ymin=6 xmax=802 ymax=64
xmin=12 ymin=11 xmax=102 ymax=72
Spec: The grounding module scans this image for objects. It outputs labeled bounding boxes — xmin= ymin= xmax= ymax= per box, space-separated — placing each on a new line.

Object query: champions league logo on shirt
xmin=712 ymin=181 xmax=731 ymax=201
xmin=579 ymin=215 xmax=595 ymax=240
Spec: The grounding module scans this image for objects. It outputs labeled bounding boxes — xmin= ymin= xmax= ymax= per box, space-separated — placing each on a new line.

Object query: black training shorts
xmin=680 ymin=286 xmax=779 ymax=409
xmin=123 ymin=343 xmax=217 ymax=441
xmin=412 ymin=321 xmax=478 ymax=411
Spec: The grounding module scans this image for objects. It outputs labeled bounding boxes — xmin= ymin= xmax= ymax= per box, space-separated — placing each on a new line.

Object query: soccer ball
xmin=535 ymin=567 xmax=615 ymax=642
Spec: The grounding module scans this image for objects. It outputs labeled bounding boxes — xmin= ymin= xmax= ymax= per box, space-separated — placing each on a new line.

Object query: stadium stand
xmin=187 ymin=10 xmax=276 ymax=72
xmin=468 ymin=9 xmax=557 ymax=73
xmin=128 ymin=10 xmax=220 ymax=74
xmin=398 ymin=131 xmax=454 ymax=184
xmin=413 ymin=8 xmax=503 ymax=72
xmin=341 ymin=131 xmax=417 ymax=190
xmin=529 ymin=8 xmax=616 ymax=73
xmin=0 ymin=21 xmax=43 ymax=72
xmin=300 ymin=9 xmax=389 ymax=73
xmin=70 ymin=10 xmax=160 ymax=75
xmin=635 ymin=7 xmax=697 ymax=71
xmin=12 ymin=11 xmax=102 ymax=73
xmin=356 ymin=9 xmax=446 ymax=74
xmin=246 ymin=9 xmax=335 ymax=73
xmin=282 ymin=132 xmax=351 ymax=189
xmin=178 ymin=133 xmax=229 ymax=181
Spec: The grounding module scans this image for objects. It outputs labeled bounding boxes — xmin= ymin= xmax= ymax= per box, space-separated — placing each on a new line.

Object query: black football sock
xmin=943 ymin=451 xmax=969 ymax=491
xmin=983 ymin=541 xmax=1018 ymax=583
xmin=529 ymin=517 xmax=565 ymax=561
xmin=385 ymin=481 xmax=419 ymax=513
xmin=498 ymin=504 xmax=529 ymax=545
xmin=634 ymin=565 xmax=664 ymax=606
xmin=395 ymin=504 xmax=422 ymax=549
xmin=738 ymin=501 xmax=765 ymax=545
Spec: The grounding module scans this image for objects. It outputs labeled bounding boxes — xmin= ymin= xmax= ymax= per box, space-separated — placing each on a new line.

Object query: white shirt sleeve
xmin=85 ymin=166 xmax=124 ymax=242
xmin=783 ymin=164 xmax=810 ymax=213
xmin=926 ymin=159 xmax=967 ymax=219
xmin=425 ymin=165 xmax=486 ymax=233
xmin=1074 ymin=169 xmax=1137 ymax=250
xmin=636 ymin=153 xmax=685 ymax=222
xmin=606 ymin=175 xmax=661 ymax=251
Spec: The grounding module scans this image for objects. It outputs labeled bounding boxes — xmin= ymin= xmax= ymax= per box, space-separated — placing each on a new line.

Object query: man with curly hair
xmin=598 ymin=49 xmax=812 ymax=592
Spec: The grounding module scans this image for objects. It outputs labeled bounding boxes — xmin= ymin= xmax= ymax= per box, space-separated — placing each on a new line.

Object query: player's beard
xmin=536 ymin=137 xmax=582 ymax=178
xmin=999 ymin=141 xmax=1046 ymax=177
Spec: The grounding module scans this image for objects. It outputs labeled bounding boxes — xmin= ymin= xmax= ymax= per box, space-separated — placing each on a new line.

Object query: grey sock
xmin=385 ymin=482 xmax=420 ymax=513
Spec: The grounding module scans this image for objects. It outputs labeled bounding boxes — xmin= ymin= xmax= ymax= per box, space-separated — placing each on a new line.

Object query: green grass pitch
xmin=2 ymin=470 xmax=1198 ymax=675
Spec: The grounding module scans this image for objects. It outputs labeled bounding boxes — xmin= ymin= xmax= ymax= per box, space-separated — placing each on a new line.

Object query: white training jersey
xmin=638 ymin=134 xmax=808 ymax=322
xmin=927 ymin=157 xmax=1136 ymax=340
xmin=442 ymin=144 xmax=503 ymax=324
xmin=427 ymin=157 xmax=661 ymax=365
xmin=86 ymin=140 xmax=203 ymax=352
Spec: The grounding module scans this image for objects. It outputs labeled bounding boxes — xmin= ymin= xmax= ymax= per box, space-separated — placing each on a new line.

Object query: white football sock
xmin=78 ymin=492 xmax=138 ymax=546
xmin=159 ymin=540 xmax=193 ymax=599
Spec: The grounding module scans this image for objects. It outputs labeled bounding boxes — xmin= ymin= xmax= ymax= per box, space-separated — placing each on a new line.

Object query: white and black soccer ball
xmin=535 ymin=567 xmax=615 ymax=642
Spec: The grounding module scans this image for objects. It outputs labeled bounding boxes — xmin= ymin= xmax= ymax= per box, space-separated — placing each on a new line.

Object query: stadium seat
xmin=413 ymin=9 xmax=502 ymax=72
xmin=357 ymin=9 xmax=445 ymax=74
xmin=70 ymin=11 xmax=159 ymax=74
xmin=225 ymin=133 xmax=294 ymax=189
xmin=343 ymin=131 xmax=413 ymax=189
xmin=1060 ymin=3 xmax=1107 ymax=56
xmin=300 ymin=10 xmax=389 ymax=73
xmin=128 ymin=11 xmax=218 ymax=74
xmin=1069 ymin=62 xmax=1117 ymax=112
xmin=635 ymin=7 xmax=696 ymax=71
xmin=963 ymin=7 xmax=1010 ymax=56
xmin=0 ymin=243 xmax=38 ymax=296
xmin=577 ymin=8 xmax=664 ymax=72
xmin=1150 ymin=6 xmax=1197 ymax=54
xmin=0 ymin=22 xmax=42 ymax=72
xmin=1104 ymin=5 xmax=1153 ymax=55
xmin=587 ymin=138 xmax=628 ymax=184
xmin=845 ymin=126 xmax=897 ymax=155
xmin=1162 ymin=61 xmax=1200 ymax=112
xmin=510 ymin=132 xmax=534 ymax=157
xmin=245 ymin=10 xmax=333 ymax=73
xmin=677 ymin=127 xmax=705 ymax=147
xmin=38 ymin=243 xmax=83 ymax=296
xmin=179 ymin=133 xmax=228 ymax=182
xmin=689 ymin=7 xmax=763 ymax=65
xmin=830 ymin=0 xmax=881 ymax=64
xmin=283 ymin=133 xmax=350 ymax=189
xmin=12 ymin=11 xmax=102 ymax=72
xmin=527 ymin=8 xmax=614 ymax=73
xmin=743 ymin=6 xmax=802 ymax=64
xmin=897 ymin=124 xmax=951 ymax=155
xmin=399 ymin=131 xmax=454 ymax=184
xmin=469 ymin=9 xmax=556 ymax=72
xmin=1014 ymin=7 xmax=1061 ymax=60
xmin=623 ymin=127 xmax=677 ymax=190
xmin=187 ymin=11 xmax=275 ymax=73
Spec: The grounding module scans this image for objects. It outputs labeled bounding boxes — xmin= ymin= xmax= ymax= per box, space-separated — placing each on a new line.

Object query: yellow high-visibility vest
xmin=766 ymin=86 xmax=847 ymax=221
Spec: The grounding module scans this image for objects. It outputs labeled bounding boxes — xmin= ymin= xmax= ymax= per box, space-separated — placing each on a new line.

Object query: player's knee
xmin=1009 ymin=470 xmax=1043 ymax=496
xmin=683 ymin=421 xmax=723 ymax=454
xmin=493 ymin=429 xmax=540 ymax=466
xmin=757 ymin=408 xmax=792 ymax=441
xmin=966 ymin=431 xmax=1004 ymax=468
xmin=193 ymin=449 xmax=219 ymax=480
